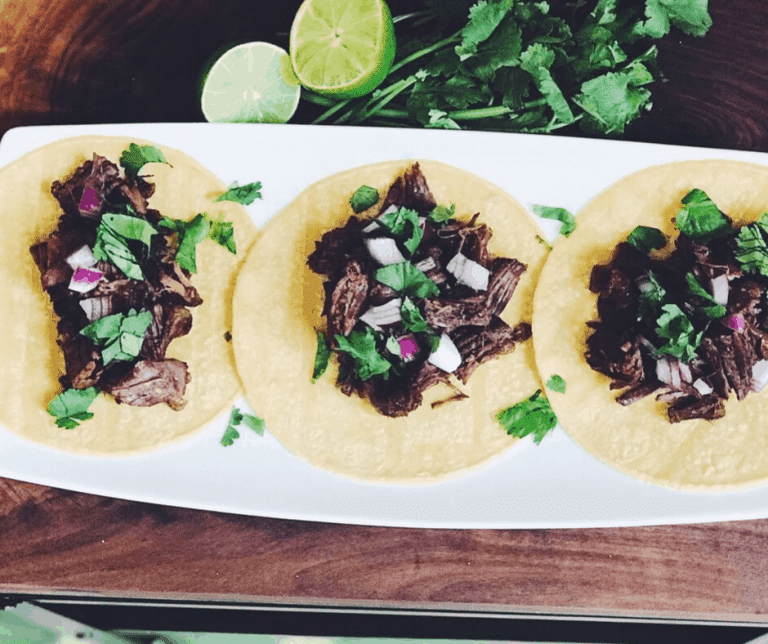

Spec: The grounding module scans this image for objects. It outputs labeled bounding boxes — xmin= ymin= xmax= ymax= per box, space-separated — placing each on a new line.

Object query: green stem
xmin=352 ymin=77 xmax=417 ymax=124
xmin=312 ymin=99 xmax=353 ymax=125
xmin=392 ymin=10 xmax=432 ymax=23
xmin=449 ymin=105 xmax=513 ymax=121
xmin=303 ymin=92 xmax=337 ymax=107
xmin=389 ymin=30 xmax=461 ymax=76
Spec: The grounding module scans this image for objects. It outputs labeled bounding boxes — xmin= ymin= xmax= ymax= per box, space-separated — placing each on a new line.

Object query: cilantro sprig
xmin=120 ymin=144 xmax=170 ymax=178
xmin=674 ymin=189 xmax=731 ymax=243
xmin=377 ymin=207 xmax=423 ymax=255
xmin=93 ymin=212 xmax=157 ymax=280
xmin=302 ymin=0 xmax=712 ymax=136
xmin=375 ymin=261 xmax=441 ymax=298
xmin=214 ymin=181 xmax=262 ymax=206
xmin=350 ymin=185 xmax=379 ymax=213
xmin=734 ymin=214 xmax=768 ymax=276
xmin=159 ymin=212 xmax=236 ymax=272
xmin=335 ymin=327 xmax=392 ymax=381
xmin=496 ymin=389 xmax=558 ymax=444
xmin=655 ymin=303 xmax=703 ymax=363
xmin=221 ymin=406 xmax=265 ymax=446
xmin=532 ymin=204 xmax=576 ymax=238
xmin=47 ymin=387 xmax=100 ymax=429
xmin=80 ymin=309 xmax=153 ymax=365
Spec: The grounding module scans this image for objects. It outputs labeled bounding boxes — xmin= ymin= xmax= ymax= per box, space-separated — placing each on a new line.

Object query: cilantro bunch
xmin=302 ymin=0 xmax=712 ymax=136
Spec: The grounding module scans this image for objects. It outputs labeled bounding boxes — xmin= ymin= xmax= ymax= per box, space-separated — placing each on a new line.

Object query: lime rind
xmin=200 ymin=42 xmax=301 ymax=124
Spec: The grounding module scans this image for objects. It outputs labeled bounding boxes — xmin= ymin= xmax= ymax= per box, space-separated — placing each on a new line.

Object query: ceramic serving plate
xmin=2 ymin=122 xmax=768 ymax=528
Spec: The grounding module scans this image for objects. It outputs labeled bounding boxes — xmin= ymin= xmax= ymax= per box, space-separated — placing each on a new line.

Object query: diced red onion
xmin=360 ymin=298 xmax=402 ymax=330
xmin=446 ymin=252 xmax=489 ymax=291
xmin=428 ymin=333 xmax=462 ymax=373
xmin=69 ymin=267 xmax=103 ymax=293
xmin=364 ymin=237 xmax=405 ymax=265
xmin=78 ymin=187 xmax=100 ymax=213
xmin=693 ymin=379 xmax=713 ymax=395
xmin=65 ymin=245 xmax=97 ymax=270
xmin=399 ymin=335 xmax=419 ymax=361
xmin=726 ymin=314 xmax=745 ymax=332
xmin=753 ymin=360 xmax=768 ymax=393
xmin=711 ymin=274 xmax=729 ymax=305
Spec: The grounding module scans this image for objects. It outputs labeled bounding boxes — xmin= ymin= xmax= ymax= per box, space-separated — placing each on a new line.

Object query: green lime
xmin=289 ymin=0 xmax=396 ymax=99
xmin=200 ymin=42 xmax=301 ymax=123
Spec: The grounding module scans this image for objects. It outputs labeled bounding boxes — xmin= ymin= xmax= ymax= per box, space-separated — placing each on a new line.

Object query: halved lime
xmin=289 ymin=0 xmax=396 ymax=99
xmin=200 ymin=42 xmax=301 ymax=123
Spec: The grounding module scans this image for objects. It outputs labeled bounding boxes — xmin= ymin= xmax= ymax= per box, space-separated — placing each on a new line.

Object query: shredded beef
xmin=103 ymin=359 xmax=189 ymax=410
xmin=329 ymin=259 xmax=370 ymax=336
xmin=453 ymin=318 xmax=531 ymax=384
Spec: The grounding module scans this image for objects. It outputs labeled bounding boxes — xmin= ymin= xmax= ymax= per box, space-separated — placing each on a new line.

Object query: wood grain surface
xmin=3 ymin=0 xmax=768 ymax=618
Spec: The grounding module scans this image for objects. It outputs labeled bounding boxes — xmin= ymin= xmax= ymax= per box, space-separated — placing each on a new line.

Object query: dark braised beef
xmin=586 ymin=219 xmax=768 ymax=423
xmin=31 ymin=154 xmax=199 ymax=410
xmin=308 ymin=163 xmax=530 ymax=418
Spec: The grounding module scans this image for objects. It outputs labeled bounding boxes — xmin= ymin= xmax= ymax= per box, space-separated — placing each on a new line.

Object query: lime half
xmin=200 ymin=42 xmax=302 ymax=123
xmin=290 ymin=0 xmax=395 ymax=99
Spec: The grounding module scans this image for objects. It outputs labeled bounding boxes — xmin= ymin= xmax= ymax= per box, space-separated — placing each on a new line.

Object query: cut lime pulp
xmin=200 ymin=42 xmax=301 ymax=123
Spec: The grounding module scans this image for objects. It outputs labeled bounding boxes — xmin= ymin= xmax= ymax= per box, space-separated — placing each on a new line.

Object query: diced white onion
xmin=656 ymin=356 xmax=684 ymax=388
xmin=79 ymin=296 xmax=110 ymax=322
xmin=445 ymin=252 xmax=490 ymax=291
xmin=693 ymin=379 xmax=713 ymax=395
xmin=65 ymin=245 xmax=96 ymax=270
xmin=427 ymin=333 xmax=462 ymax=373
xmin=636 ymin=275 xmax=653 ymax=293
xmin=679 ymin=361 xmax=692 ymax=384
xmin=362 ymin=205 xmax=399 ymax=232
xmin=711 ymin=274 xmax=729 ymax=305
xmin=415 ymin=256 xmax=437 ymax=272
xmin=360 ymin=298 xmax=403 ymax=330
xmin=364 ymin=237 xmax=405 ymax=265
xmin=752 ymin=359 xmax=768 ymax=393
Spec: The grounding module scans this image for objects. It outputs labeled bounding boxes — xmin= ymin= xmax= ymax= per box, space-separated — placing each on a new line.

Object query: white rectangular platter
xmin=3 ymin=122 xmax=768 ymax=529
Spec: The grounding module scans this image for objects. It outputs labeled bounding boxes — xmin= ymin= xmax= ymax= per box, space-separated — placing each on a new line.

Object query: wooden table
xmin=3 ymin=0 xmax=768 ymax=622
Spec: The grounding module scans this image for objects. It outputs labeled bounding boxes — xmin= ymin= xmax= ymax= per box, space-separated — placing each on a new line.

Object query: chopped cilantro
xmin=80 ymin=309 xmax=153 ymax=365
xmin=532 ymin=204 xmax=577 ymax=238
xmin=214 ymin=181 xmax=262 ymax=205
xmin=637 ymin=271 xmax=667 ymax=320
xmin=496 ymin=390 xmax=557 ymax=444
xmin=93 ymin=213 xmax=157 ymax=280
xmin=520 ymin=43 xmax=575 ymax=126
xmin=454 ymin=0 xmax=513 ymax=61
xmin=428 ymin=203 xmax=456 ymax=223
xmin=655 ymin=303 xmax=703 ymax=363
xmin=546 ymin=374 xmax=567 ymax=393
xmin=637 ymin=0 xmax=713 ymax=38
xmin=350 ymin=185 xmax=379 ymax=213
xmin=385 ymin=335 xmax=401 ymax=355
xmin=400 ymin=297 xmax=433 ymax=334
xmin=685 ymin=273 xmax=726 ymax=319
xmin=674 ymin=189 xmax=731 ymax=243
xmin=335 ymin=328 xmax=392 ymax=381
xmin=159 ymin=212 xmax=236 ymax=272
xmin=377 ymin=207 xmax=423 ymax=255
xmin=311 ymin=330 xmax=331 ymax=383
xmin=375 ymin=261 xmax=440 ymax=298
xmin=119 ymin=144 xmax=169 ymax=178
xmin=734 ymin=221 xmax=768 ymax=277
xmin=221 ymin=406 xmax=266 ymax=446
xmin=47 ymin=387 xmax=100 ymax=429
xmin=627 ymin=225 xmax=666 ymax=253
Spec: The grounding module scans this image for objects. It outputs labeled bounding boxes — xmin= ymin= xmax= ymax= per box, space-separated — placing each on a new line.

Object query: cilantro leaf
xmin=674 ymin=189 xmax=731 ymax=242
xmin=93 ymin=213 xmax=157 ymax=280
xmin=734 ymin=221 xmax=768 ymax=277
xmin=546 ymin=374 xmax=567 ymax=393
xmin=455 ymin=0 xmax=514 ymax=61
xmin=375 ymin=261 xmax=440 ymax=298
xmin=80 ymin=309 xmax=153 ymax=365
xmin=428 ymin=203 xmax=456 ymax=223
xmin=685 ymin=272 xmax=726 ymax=319
xmin=47 ymin=387 xmax=100 ymax=429
xmin=425 ymin=110 xmax=461 ymax=130
xmin=311 ymin=330 xmax=331 ymax=383
xmin=496 ymin=389 xmax=557 ymax=444
xmin=214 ymin=181 xmax=262 ymax=205
xmin=208 ymin=216 xmax=237 ymax=254
xmin=221 ymin=406 xmax=266 ymax=446
xmin=377 ymin=207 xmax=423 ymax=255
xmin=573 ymin=63 xmax=653 ymax=135
xmin=350 ymin=185 xmax=379 ymax=213
xmin=335 ymin=328 xmax=392 ymax=381
xmin=160 ymin=213 xmax=238 ymax=272
xmin=655 ymin=303 xmax=703 ymax=363
xmin=627 ymin=225 xmax=666 ymax=253
xmin=520 ymin=44 xmax=575 ymax=125
xmin=532 ymin=204 xmax=577 ymax=237
xmin=637 ymin=0 xmax=712 ymax=38
xmin=636 ymin=271 xmax=667 ymax=320
xmin=119 ymin=144 xmax=169 ymax=178
xmin=401 ymin=297 xmax=433 ymax=334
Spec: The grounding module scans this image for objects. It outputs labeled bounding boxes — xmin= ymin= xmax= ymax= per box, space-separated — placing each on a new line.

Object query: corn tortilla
xmin=232 ymin=160 xmax=549 ymax=483
xmin=532 ymin=160 xmax=768 ymax=490
xmin=0 ymin=136 xmax=258 ymax=455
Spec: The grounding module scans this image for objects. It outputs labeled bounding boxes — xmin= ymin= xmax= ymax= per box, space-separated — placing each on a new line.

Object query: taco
xmin=0 ymin=136 xmax=257 ymax=455
xmin=232 ymin=160 xmax=549 ymax=483
xmin=532 ymin=160 xmax=768 ymax=490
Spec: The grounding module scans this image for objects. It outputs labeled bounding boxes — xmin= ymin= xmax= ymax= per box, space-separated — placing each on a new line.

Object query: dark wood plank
xmin=3 ymin=0 xmax=768 ymax=618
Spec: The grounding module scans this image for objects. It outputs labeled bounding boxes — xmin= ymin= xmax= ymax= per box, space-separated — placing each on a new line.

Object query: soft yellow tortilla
xmin=0 ymin=135 xmax=258 ymax=455
xmin=532 ymin=160 xmax=768 ymax=491
xmin=232 ymin=160 xmax=549 ymax=483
